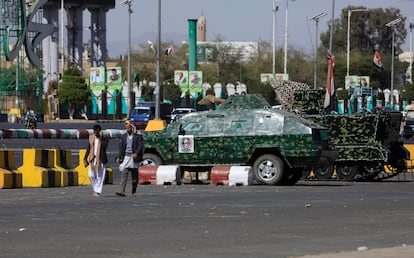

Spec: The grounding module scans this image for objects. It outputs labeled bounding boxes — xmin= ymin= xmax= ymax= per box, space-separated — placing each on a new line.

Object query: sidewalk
xmin=298 ymin=245 xmax=414 ymax=258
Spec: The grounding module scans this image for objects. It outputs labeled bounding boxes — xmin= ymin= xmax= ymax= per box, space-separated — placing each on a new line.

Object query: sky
xmin=105 ymin=0 xmax=414 ymax=58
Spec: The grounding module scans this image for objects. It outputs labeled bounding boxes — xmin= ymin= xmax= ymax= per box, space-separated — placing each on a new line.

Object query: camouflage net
xmin=272 ymin=80 xmax=310 ymax=109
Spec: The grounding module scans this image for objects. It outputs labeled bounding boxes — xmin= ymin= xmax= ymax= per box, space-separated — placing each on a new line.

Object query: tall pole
xmin=346 ymin=10 xmax=351 ymax=77
xmin=283 ymin=0 xmax=289 ymax=74
xmin=15 ymin=53 xmax=19 ymax=108
xmin=346 ymin=9 xmax=367 ymax=77
xmin=410 ymin=18 xmax=413 ymax=84
xmin=122 ymin=0 xmax=133 ymax=116
xmin=386 ymin=18 xmax=402 ymax=109
xmin=310 ymin=13 xmax=326 ymax=90
xmin=272 ymin=1 xmax=278 ymax=76
xmin=155 ymin=0 xmax=161 ymax=119
xmin=60 ymin=0 xmax=64 ymax=78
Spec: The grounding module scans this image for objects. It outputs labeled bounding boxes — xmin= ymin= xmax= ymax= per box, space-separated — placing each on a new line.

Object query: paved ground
xmin=1 ymin=181 xmax=414 ymax=258
xmin=1 ymin=121 xmax=414 ymax=257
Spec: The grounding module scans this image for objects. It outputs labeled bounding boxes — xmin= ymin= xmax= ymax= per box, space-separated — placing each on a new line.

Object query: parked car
xmin=129 ymin=102 xmax=172 ymax=128
xmin=403 ymin=110 xmax=414 ymax=139
xmin=141 ymin=108 xmax=338 ymax=185
xmin=170 ymin=108 xmax=197 ymax=122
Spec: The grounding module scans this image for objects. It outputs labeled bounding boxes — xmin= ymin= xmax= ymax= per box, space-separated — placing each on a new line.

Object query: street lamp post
xmin=346 ymin=8 xmax=367 ymax=77
xmin=272 ymin=1 xmax=279 ymax=76
xmin=386 ymin=18 xmax=402 ymax=109
xmin=155 ymin=0 xmax=161 ymax=119
xmin=310 ymin=12 xmax=327 ymax=90
xmin=409 ymin=17 xmax=413 ymax=84
xmin=122 ymin=0 xmax=133 ymax=116
xmin=283 ymin=0 xmax=295 ymax=75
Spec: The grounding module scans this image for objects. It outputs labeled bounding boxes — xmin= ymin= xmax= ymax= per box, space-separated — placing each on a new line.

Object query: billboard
xmin=345 ymin=75 xmax=370 ymax=89
xmin=175 ymin=70 xmax=203 ymax=93
xmin=106 ymin=67 xmax=122 ymax=90
xmin=260 ymin=73 xmax=289 ymax=84
xmin=90 ymin=67 xmax=105 ymax=90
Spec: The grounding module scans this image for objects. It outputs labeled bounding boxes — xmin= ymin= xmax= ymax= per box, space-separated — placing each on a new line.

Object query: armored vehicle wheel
xmin=358 ymin=164 xmax=382 ymax=180
xmin=141 ymin=153 xmax=162 ymax=166
xmin=253 ymin=154 xmax=284 ymax=185
xmin=314 ymin=165 xmax=334 ymax=179
xmin=336 ymin=165 xmax=358 ymax=180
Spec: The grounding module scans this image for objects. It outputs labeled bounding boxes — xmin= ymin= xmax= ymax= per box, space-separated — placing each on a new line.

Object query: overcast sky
xmin=105 ymin=0 xmax=414 ymax=58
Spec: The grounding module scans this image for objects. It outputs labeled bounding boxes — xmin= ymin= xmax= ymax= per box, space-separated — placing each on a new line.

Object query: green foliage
xmin=163 ymin=83 xmax=181 ymax=101
xmin=141 ymin=84 xmax=154 ymax=101
xmin=58 ymin=66 xmax=89 ymax=106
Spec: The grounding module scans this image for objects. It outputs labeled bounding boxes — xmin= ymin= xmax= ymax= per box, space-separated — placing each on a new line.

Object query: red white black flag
xmin=165 ymin=45 xmax=174 ymax=56
xmin=373 ymin=49 xmax=384 ymax=70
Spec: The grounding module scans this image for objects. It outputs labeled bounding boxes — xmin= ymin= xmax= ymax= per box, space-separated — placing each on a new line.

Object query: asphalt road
xmin=1 ymin=182 xmax=414 ymax=258
xmin=1 ymin=121 xmax=414 ymax=257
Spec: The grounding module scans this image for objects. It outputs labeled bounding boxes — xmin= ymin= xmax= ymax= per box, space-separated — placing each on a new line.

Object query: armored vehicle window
xmin=183 ymin=122 xmax=203 ymax=134
xmin=407 ymin=111 xmax=414 ymax=119
xmin=206 ymin=118 xmax=225 ymax=136
xmin=254 ymin=112 xmax=284 ymax=135
xmin=283 ymin=117 xmax=312 ymax=135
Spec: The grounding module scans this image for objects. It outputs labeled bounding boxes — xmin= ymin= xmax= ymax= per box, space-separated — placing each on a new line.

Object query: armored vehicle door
xmin=172 ymin=114 xmax=227 ymax=164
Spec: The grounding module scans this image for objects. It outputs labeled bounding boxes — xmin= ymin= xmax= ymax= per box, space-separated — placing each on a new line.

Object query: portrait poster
xmin=107 ymin=67 xmax=122 ymax=90
xmin=90 ymin=67 xmax=105 ymax=90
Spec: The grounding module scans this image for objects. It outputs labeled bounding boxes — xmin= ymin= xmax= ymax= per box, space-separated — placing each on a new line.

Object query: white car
xmin=170 ymin=108 xmax=197 ymax=122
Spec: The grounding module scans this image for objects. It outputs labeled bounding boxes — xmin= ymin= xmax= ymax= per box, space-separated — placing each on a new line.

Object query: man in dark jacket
xmin=115 ymin=120 xmax=144 ymax=197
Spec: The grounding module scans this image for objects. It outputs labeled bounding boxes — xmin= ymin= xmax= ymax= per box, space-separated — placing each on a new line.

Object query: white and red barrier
xmin=139 ymin=165 xmax=180 ymax=185
xmin=210 ymin=166 xmax=252 ymax=186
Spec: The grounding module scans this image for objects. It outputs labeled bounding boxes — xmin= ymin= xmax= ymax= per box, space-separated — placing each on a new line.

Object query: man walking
xmin=115 ymin=120 xmax=144 ymax=197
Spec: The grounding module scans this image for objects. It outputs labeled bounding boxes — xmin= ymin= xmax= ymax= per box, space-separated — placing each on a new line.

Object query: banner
xmin=106 ymin=67 xmax=122 ymax=90
xmin=90 ymin=67 xmax=105 ymax=90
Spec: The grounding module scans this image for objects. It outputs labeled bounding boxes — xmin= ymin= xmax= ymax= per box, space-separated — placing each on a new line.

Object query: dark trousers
xmin=120 ymin=168 xmax=139 ymax=194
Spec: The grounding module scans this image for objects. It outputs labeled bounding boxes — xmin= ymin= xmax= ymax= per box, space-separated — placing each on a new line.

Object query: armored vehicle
xmin=142 ymin=106 xmax=338 ymax=185
xmin=293 ymin=90 xmax=409 ymax=180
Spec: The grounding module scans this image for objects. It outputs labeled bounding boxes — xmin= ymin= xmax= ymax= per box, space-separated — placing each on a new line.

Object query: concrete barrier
xmin=18 ymin=149 xmax=61 ymax=187
xmin=0 ymin=150 xmax=22 ymax=188
xmin=139 ymin=165 xmax=180 ymax=185
xmin=211 ymin=166 xmax=252 ymax=186
xmin=75 ymin=149 xmax=113 ymax=185
xmin=51 ymin=148 xmax=79 ymax=186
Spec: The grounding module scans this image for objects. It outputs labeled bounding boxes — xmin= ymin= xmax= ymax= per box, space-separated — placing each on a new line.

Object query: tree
xmin=58 ymin=66 xmax=89 ymax=119
xmin=320 ymin=6 xmax=407 ymax=54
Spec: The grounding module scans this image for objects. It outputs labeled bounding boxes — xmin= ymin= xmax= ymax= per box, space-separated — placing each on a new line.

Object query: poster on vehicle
xmin=178 ymin=135 xmax=194 ymax=153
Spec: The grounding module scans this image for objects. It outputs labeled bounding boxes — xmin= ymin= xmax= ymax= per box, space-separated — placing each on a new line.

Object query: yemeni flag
xmin=165 ymin=45 xmax=174 ymax=56
xmin=373 ymin=49 xmax=384 ymax=71
xmin=324 ymin=50 xmax=335 ymax=109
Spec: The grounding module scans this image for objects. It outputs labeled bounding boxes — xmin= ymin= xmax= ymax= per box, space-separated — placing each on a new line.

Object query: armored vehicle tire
xmin=253 ymin=154 xmax=284 ymax=185
xmin=141 ymin=153 xmax=162 ymax=166
xmin=314 ymin=165 xmax=334 ymax=179
xmin=336 ymin=165 xmax=358 ymax=180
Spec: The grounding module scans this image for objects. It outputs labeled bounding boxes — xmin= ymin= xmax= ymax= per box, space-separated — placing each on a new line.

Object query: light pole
xmin=346 ymin=8 xmax=367 ymax=77
xmin=155 ymin=0 xmax=161 ymax=119
xmin=60 ymin=0 xmax=64 ymax=78
xmin=310 ymin=12 xmax=327 ymax=89
xmin=283 ymin=0 xmax=295 ymax=75
xmin=409 ymin=17 xmax=413 ymax=84
xmin=272 ymin=1 xmax=279 ymax=76
xmin=386 ymin=18 xmax=402 ymax=109
xmin=122 ymin=0 xmax=133 ymax=116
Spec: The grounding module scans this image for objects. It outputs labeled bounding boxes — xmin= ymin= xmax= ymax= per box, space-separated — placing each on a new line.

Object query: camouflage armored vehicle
xmin=293 ymin=90 xmax=409 ymax=180
xmin=142 ymin=105 xmax=338 ymax=185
